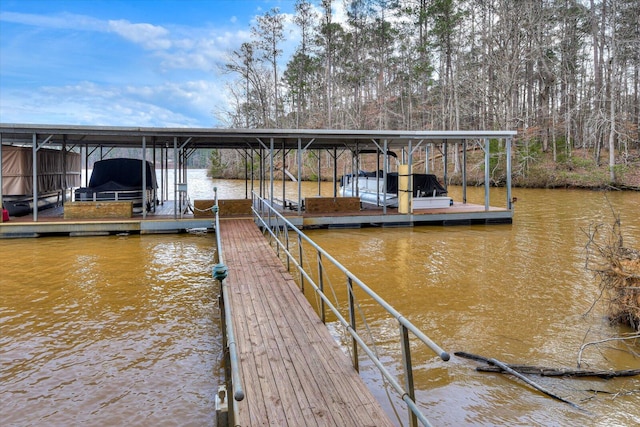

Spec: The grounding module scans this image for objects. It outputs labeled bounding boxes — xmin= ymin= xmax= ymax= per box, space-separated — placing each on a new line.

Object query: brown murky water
xmin=302 ymin=187 xmax=640 ymax=426
xmin=2 ymin=173 xmax=639 ymax=426
xmin=1 ymin=233 xmax=220 ymax=426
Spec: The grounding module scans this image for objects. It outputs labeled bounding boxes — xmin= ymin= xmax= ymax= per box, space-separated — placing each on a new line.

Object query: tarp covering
xmin=74 ymin=158 xmax=157 ymax=207
xmin=339 ymin=171 xmax=447 ymax=198
xmin=87 ymin=158 xmax=157 ymax=190
xmin=1 ymin=145 xmax=81 ymax=195
xmin=386 ymin=173 xmax=448 ymax=197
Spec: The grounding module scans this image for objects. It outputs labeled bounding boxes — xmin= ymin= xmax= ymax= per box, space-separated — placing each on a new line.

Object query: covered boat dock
xmin=0 ymin=124 xmax=516 ymax=235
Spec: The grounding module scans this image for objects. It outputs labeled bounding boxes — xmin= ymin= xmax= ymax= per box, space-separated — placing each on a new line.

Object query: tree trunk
xmin=608 ymin=0 xmax=617 ymax=182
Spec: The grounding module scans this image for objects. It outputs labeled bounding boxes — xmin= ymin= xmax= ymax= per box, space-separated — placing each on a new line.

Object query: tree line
xmin=219 ymin=0 xmax=639 ymax=184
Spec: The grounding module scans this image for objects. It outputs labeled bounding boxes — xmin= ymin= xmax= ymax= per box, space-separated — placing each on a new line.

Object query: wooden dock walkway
xmin=219 ymin=219 xmax=394 ymax=426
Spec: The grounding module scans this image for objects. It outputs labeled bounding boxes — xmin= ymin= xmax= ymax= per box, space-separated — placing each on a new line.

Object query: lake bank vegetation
xmin=208 ymin=144 xmax=640 ymax=191
xmin=581 ymin=213 xmax=639 ymax=372
xmin=211 ymin=0 xmax=638 ymax=190
xmin=585 ymin=213 xmax=640 ymax=332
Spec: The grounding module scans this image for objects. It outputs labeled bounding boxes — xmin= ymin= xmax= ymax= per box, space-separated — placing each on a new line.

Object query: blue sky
xmin=0 ymin=0 xmax=306 ymax=127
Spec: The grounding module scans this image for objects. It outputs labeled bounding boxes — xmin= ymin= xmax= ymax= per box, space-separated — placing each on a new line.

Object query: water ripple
xmin=0 ymin=234 xmax=221 ymax=426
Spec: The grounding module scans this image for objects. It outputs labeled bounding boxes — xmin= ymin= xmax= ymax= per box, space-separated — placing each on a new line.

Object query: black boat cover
xmin=84 ymin=158 xmax=157 ymax=191
xmin=385 ymin=173 xmax=447 ymax=197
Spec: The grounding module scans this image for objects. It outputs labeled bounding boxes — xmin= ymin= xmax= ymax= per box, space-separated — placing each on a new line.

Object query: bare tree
xmin=253 ymin=8 xmax=285 ymax=127
xmin=219 ymin=0 xmax=639 ymax=182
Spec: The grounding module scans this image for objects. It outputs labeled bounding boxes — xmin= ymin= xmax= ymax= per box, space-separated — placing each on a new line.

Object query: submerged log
xmin=454 ymin=351 xmax=640 ymax=379
xmin=476 ymin=365 xmax=640 ymax=379
xmin=454 ymin=352 xmax=589 ymax=412
xmin=487 ymin=357 xmax=586 ymax=412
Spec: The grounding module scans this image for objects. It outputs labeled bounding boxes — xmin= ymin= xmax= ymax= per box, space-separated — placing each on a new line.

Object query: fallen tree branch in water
xmin=577 ymin=334 xmax=640 ymax=368
xmin=455 ymin=352 xmax=590 ymax=412
xmin=456 ymin=351 xmax=640 ymax=378
xmin=476 ymin=365 xmax=640 ymax=378
xmin=487 ymin=358 xmax=589 ymax=412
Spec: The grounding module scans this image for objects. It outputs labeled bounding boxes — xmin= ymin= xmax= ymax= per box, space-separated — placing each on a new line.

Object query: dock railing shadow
xmin=252 ymin=191 xmax=450 ymax=427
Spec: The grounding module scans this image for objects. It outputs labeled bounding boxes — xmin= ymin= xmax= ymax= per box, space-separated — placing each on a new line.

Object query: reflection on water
xmin=0 ymin=234 xmax=220 ymax=426
xmin=302 ymin=187 xmax=640 ymax=426
xmin=2 ymin=171 xmax=639 ymax=426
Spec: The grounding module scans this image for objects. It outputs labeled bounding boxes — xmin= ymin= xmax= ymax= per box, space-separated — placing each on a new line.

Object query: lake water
xmin=1 ymin=170 xmax=639 ymax=426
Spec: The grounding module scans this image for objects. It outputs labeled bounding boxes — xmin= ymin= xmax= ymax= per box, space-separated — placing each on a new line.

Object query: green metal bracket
xmin=213 ymin=263 xmax=228 ymax=281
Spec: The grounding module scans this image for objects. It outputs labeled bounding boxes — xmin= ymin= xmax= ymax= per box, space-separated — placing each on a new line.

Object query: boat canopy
xmin=86 ymin=158 xmax=157 ymax=191
xmin=1 ymin=145 xmax=81 ymax=195
xmin=386 ymin=173 xmax=447 ymax=197
xmin=341 ymin=171 xmax=447 ymax=198
xmin=74 ymin=158 xmax=158 ymax=208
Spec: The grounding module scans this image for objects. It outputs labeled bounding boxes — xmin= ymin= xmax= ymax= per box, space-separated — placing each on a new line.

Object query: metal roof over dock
xmin=0 ymin=123 xmax=516 ymax=149
xmin=1 ymin=123 xmax=517 ymax=230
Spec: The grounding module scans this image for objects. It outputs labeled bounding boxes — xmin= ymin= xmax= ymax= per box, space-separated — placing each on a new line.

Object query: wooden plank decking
xmin=220 ymin=219 xmax=394 ymax=426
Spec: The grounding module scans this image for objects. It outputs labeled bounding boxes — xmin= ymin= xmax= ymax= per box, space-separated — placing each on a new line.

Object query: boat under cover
xmin=74 ymin=158 xmax=157 ymax=211
xmin=340 ymin=171 xmax=452 ymax=208
xmin=1 ymin=145 xmax=81 ymax=216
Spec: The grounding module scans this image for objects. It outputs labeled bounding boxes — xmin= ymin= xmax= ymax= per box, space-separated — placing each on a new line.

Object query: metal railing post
xmin=285 ymin=226 xmax=291 ymax=272
xmin=347 ymin=277 xmax=359 ymax=372
xmin=401 ymin=324 xmax=417 ymax=427
xmin=298 ymin=234 xmax=304 ymax=292
xmin=274 ymin=215 xmax=280 ymax=258
xmin=317 ymin=251 xmax=325 ymax=323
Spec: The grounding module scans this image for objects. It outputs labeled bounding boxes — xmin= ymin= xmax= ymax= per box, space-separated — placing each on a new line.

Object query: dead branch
xmin=476 ymin=365 xmax=640 ymax=379
xmin=454 ymin=352 xmax=588 ymax=412
xmin=584 ymin=211 xmax=640 ymax=331
xmin=456 ymin=351 xmax=640 ymax=378
xmin=577 ymin=334 xmax=640 ymax=368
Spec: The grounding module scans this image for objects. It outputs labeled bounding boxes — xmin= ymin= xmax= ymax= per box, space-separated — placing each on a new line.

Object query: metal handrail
xmin=251 ymin=192 xmax=449 ymax=427
xmin=212 ymin=188 xmax=245 ymax=413
xmin=76 ymin=188 xmax=151 ymax=202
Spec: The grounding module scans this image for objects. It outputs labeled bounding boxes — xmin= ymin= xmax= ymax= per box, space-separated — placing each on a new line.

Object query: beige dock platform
xmin=220 ymin=219 xmax=394 ymax=426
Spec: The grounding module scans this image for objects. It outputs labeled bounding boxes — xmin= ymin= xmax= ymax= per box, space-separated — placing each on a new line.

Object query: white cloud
xmin=333 ymin=1 xmax=348 ymax=25
xmin=0 ymin=11 xmax=107 ymax=31
xmin=0 ymin=4 xmax=316 ymax=127
xmin=108 ymin=19 xmax=172 ymax=50
xmin=0 ymin=81 xmax=222 ymax=127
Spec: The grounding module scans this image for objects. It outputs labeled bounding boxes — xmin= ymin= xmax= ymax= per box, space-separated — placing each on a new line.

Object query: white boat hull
xmin=413 ymin=196 xmax=453 ymax=209
xmin=340 ymin=186 xmax=397 ymax=207
xmin=339 ymin=174 xmax=452 ymax=209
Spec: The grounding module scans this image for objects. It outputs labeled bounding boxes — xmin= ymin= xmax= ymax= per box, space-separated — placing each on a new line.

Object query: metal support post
xmin=32 ymin=133 xmax=38 ymax=221
xmin=142 ymin=136 xmax=147 ymax=219
xmin=463 ymin=139 xmax=467 ymax=204
xmin=173 ymin=137 xmax=178 ymax=219
xmin=317 ymin=149 xmax=321 ymax=195
xmin=348 ymin=277 xmax=359 ymax=372
xmin=297 ymin=139 xmax=303 ymax=214
xmin=484 ymin=138 xmax=490 ymax=210
xmin=506 ymin=137 xmax=513 ymax=210
xmin=298 ymin=234 xmax=304 ymax=293
xmin=333 ymin=146 xmax=338 ymax=197
xmin=269 ymin=138 xmax=274 ymax=209
xmin=317 ymin=251 xmax=325 ymax=323
xmin=443 ymin=140 xmax=448 ymax=191
xmin=285 ymin=226 xmax=291 ymax=272
xmin=282 ymin=141 xmax=286 ymax=209
xmin=400 ymin=324 xmax=417 ymax=427
xmin=382 ymin=139 xmax=388 ymax=215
